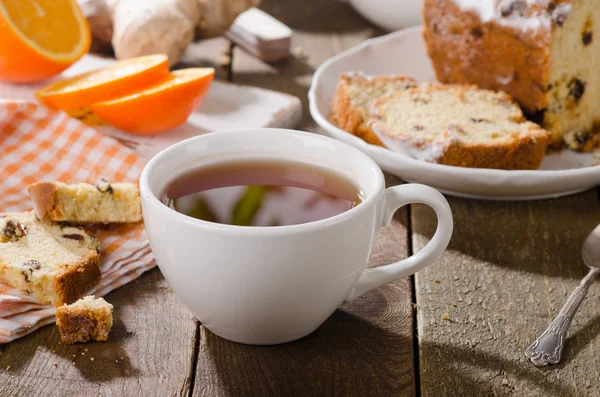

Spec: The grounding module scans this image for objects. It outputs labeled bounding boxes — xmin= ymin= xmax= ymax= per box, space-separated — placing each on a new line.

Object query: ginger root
xmin=78 ymin=0 xmax=261 ymax=65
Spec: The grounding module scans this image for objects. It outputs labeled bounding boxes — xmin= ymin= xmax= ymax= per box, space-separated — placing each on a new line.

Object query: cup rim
xmin=139 ymin=128 xmax=385 ymax=235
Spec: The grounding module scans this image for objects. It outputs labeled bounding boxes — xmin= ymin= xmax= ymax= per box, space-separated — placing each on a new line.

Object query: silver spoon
xmin=525 ymin=223 xmax=600 ymax=366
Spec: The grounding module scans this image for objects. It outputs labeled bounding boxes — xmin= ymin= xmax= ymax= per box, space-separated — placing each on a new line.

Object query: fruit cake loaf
xmin=0 ymin=212 xmax=101 ymax=305
xmin=28 ymin=180 xmax=142 ymax=223
xmin=368 ymin=83 xmax=550 ymax=169
xmin=331 ymin=73 xmax=417 ymax=145
xmin=422 ymin=0 xmax=599 ymax=150
xmin=56 ymin=296 xmax=113 ymax=344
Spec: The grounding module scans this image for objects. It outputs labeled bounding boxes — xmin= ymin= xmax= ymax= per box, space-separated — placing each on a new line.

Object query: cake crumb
xmin=52 ymin=350 xmax=55 ymax=353
xmin=81 ymin=352 xmax=85 ymax=356
xmin=294 ymin=46 xmax=308 ymax=61
xmin=442 ymin=313 xmax=450 ymax=321
xmin=90 ymin=357 xmax=94 ymax=361
xmin=434 ymin=279 xmax=441 ymax=283
xmin=56 ymin=296 xmax=113 ymax=344
xmin=53 ymin=362 xmax=57 ymax=367
xmin=36 ymin=346 xmax=41 ymax=351
xmin=6 ymin=366 xmax=10 ymax=370
xmin=84 ymin=348 xmax=88 ymax=352
xmin=450 ymin=303 xmax=457 ymax=307
xmin=115 ymin=360 xmax=118 ymax=363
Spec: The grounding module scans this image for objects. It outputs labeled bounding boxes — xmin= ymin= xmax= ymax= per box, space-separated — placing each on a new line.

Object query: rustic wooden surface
xmin=413 ymin=191 xmax=600 ymax=397
xmin=0 ymin=268 xmax=197 ymax=397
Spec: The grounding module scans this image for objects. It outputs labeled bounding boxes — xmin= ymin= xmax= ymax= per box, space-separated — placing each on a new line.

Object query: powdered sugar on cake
xmin=451 ymin=0 xmax=572 ymax=32
xmin=370 ymin=123 xmax=452 ymax=163
xmin=496 ymin=73 xmax=514 ymax=85
xmin=386 ymin=137 xmax=450 ymax=163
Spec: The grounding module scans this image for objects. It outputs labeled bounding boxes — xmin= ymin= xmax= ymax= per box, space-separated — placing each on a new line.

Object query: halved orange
xmin=0 ymin=0 xmax=91 ymax=83
xmin=91 ymin=68 xmax=215 ymax=135
xmin=36 ymin=55 xmax=170 ymax=111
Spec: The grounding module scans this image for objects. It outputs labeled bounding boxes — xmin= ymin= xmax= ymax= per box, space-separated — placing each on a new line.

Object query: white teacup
xmin=140 ymin=129 xmax=452 ymax=345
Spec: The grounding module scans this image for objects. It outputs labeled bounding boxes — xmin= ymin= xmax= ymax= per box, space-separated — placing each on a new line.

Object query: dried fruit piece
xmin=471 ymin=27 xmax=483 ymax=38
xmin=21 ymin=260 xmax=42 ymax=282
xmin=447 ymin=124 xmax=466 ymax=135
xmin=23 ymin=260 xmax=41 ymax=270
xmin=411 ymin=94 xmax=430 ymax=104
xmin=62 ymin=234 xmax=84 ymax=241
xmin=1 ymin=220 xmax=27 ymax=242
xmin=564 ymin=130 xmax=592 ymax=151
xmin=500 ymin=0 xmax=527 ymax=18
xmin=567 ymin=78 xmax=586 ymax=104
xmin=96 ymin=179 xmax=113 ymax=194
xmin=530 ymin=108 xmax=547 ymax=124
xmin=551 ymin=4 xmax=571 ymax=26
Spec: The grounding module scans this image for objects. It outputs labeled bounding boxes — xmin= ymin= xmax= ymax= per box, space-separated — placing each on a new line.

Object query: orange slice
xmin=0 ymin=0 xmax=90 ymax=83
xmin=91 ymin=68 xmax=215 ymax=135
xmin=36 ymin=55 xmax=170 ymax=111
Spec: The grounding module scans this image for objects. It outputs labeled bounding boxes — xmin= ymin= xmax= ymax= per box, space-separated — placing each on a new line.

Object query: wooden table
xmin=2 ymin=1 xmax=600 ymax=396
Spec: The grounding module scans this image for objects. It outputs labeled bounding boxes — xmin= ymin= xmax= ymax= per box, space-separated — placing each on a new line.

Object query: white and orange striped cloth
xmin=0 ymin=101 xmax=155 ymax=343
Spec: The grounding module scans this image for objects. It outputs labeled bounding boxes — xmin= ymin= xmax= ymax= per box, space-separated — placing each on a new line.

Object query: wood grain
xmin=178 ymin=37 xmax=233 ymax=81
xmin=412 ymin=190 xmax=600 ymax=397
xmin=0 ymin=268 xmax=197 ymax=397
xmin=193 ymin=197 xmax=414 ymax=397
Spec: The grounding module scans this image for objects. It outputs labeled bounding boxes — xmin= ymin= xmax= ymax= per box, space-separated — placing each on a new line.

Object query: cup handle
xmin=344 ymin=184 xmax=453 ymax=302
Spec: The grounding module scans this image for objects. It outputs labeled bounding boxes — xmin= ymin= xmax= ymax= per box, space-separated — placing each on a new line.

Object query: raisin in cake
xmin=331 ymin=73 xmax=417 ymax=145
xmin=423 ymin=0 xmax=599 ymax=150
xmin=28 ymin=180 xmax=142 ymax=223
xmin=368 ymin=84 xmax=550 ymax=169
xmin=0 ymin=212 xmax=101 ymax=305
xmin=56 ymin=296 xmax=113 ymax=344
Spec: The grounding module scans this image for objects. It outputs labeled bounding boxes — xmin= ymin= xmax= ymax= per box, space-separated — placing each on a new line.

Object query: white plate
xmin=308 ymin=26 xmax=600 ymax=200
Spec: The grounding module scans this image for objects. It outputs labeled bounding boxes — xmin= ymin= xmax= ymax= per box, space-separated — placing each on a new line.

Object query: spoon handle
xmin=525 ymin=268 xmax=599 ymax=366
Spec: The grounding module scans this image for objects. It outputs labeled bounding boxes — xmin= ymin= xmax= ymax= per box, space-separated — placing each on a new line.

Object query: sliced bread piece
xmin=27 ymin=180 xmax=142 ymax=224
xmin=0 ymin=211 xmax=101 ymax=305
xmin=368 ymin=84 xmax=550 ymax=169
xmin=423 ymin=0 xmax=600 ymax=149
xmin=331 ymin=73 xmax=417 ymax=145
xmin=56 ymin=295 xmax=113 ymax=344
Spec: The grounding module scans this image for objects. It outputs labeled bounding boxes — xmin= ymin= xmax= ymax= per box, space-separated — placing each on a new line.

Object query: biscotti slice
xmin=0 ymin=212 xmax=101 ymax=305
xmin=331 ymin=73 xmax=417 ymax=145
xmin=56 ymin=296 xmax=113 ymax=344
xmin=423 ymin=0 xmax=600 ymax=149
xmin=368 ymin=84 xmax=550 ymax=169
xmin=27 ymin=180 xmax=142 ymax=223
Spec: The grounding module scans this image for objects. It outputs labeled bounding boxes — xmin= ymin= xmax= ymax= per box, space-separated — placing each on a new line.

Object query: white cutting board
xmin=0 ymin=55 xmax=302 ymax=159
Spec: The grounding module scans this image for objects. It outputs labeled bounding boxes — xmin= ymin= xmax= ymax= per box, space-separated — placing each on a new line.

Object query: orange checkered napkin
xmin=0 ymin=101 xmax=155 ymax=343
